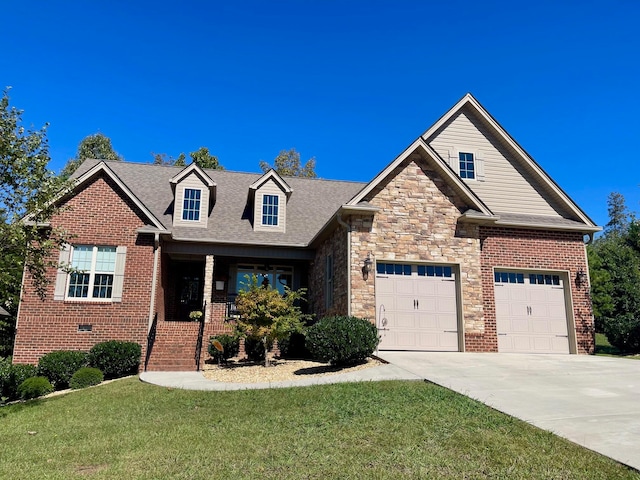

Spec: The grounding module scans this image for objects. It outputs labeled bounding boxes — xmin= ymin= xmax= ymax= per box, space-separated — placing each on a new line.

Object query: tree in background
xmin=61 ymin=133 xmax=123 ymax=178
xmin=0 ymin=89 xmax=71 ymax=355
xmin=259 ymin=148 xmax=317 ymax=178
xmin=151 ymin=147 xmax=221 ymax=169
xmin=588 ymin=192 xmax=640 ymax=352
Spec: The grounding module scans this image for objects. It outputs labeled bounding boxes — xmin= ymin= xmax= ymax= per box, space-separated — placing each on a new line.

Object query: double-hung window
xmin=262 ymin=194 xmax=279 ymax=226
xmin=67 ymin=246 xmax=117 ymax=299
xmin=459 ymin=152 xmax=475 ymax=179
xmin=182 ymin=188 xmax=201 ymax=221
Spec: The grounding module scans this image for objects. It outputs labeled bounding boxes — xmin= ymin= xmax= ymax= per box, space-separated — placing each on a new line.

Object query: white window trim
xmin=55 ymin=244 xmax=126 ymax=302
xmin=448 ymin=147 xmax=485 ymax=181
xmin=182 ymin=188 xmax=202 ymax=222
xmin=261 ymin=193 xmax=280 ymax=227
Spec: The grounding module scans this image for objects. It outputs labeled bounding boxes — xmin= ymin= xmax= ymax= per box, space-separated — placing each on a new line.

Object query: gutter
xmin=336 ymin=213 xmax=351 ymax=317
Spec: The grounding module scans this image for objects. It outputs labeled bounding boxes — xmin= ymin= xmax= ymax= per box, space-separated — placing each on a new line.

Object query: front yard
xmin=1 ymin=378 xmax=638 ymax=479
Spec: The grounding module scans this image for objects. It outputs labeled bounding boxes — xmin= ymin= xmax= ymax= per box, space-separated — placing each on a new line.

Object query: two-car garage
xmin=375 ymin=262 xmax=573 ymax=354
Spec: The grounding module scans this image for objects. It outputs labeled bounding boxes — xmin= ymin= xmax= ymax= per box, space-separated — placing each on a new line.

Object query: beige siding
xmin=172 ymin=172 xmax=209 ymax=228
xmin=254 ymin=180 xmax=286 ymax=233
xmin=427 ymin=108 xmax=563 ymax=217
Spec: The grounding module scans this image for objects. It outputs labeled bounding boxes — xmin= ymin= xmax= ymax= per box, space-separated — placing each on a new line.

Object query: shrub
xmin=87 ymin=341 xmax=141 ymax=379
xmin=37 ymin=350 xmax=87 ymax=390
xmin=70 ymin=367 xmax=104 ymax=389
xmin=1 ymin=360 xmax=38 ymax=401
xmin=18 ymin=376 xmax=53 ymax=400
xmin=278 ymin=332 xmax=312 ymax=359
xmin=208 ymin=334 xmax=240 ymax=363
xmin=244 ymin=336 xmax=273 ymax=362
xmin=306 ymin=316 xmax=379 ymax=366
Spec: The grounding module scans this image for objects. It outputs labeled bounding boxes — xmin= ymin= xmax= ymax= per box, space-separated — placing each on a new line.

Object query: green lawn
xmin=1 ymin=378 xmax=638 ymax=479
xmin=595 ymin=333 xmax=640 ymax=359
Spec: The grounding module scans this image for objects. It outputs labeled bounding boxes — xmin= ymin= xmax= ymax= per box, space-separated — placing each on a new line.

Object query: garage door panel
xmin=495 ymin=271 xmax=570 ymax=354
xmin=376 ymin=266 xmax=459 ymax=352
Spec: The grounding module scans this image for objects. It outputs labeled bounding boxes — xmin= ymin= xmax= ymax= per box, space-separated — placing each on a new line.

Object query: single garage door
xmin=376 ymin=263 xmax=459 ymax=351
xmin=494 ymin=271 xmax=570 ymax=354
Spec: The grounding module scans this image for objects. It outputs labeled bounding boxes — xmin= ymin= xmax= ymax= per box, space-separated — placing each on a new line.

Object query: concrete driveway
xmin=376 ymin=351 xmax=640 ymax=470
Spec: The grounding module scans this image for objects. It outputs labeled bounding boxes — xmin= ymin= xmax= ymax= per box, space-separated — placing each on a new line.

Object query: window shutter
xmin=112 ymin=246 xmax=127 ymax=302
xmin=476 ymin=150 xmax=485 ymax=181
xmin=448 ymin=148 xmax=459 ymax=173
xmin=53 ymin=244 xmax=71 ymax=301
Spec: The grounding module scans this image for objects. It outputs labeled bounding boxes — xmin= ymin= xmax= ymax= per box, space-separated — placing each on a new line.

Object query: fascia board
xmin=170 ymin=163 xmax=216 ymax=187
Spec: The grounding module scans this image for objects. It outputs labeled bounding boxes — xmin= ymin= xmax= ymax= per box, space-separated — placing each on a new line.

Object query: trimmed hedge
xmin=1 ymin=358 xmax=38 ymax=401
xmin=306 ymin=316 xmax=379 ymax=366
xmin=37 ymin=350 xmax=87 ymax=390
xmin=208 ymin=334 xmax=240 ymax=363
xmin=70 ymin=367 xmax=104 ymax=389
xmin=87 ymin=341 xmax=141 ymax=379
xmin=18 ymin=376 xmax=53 ymax=400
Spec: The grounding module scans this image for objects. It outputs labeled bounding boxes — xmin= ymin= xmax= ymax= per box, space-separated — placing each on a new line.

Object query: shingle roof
xmin=0 ymin=306 xmax=9 ymax=316
xmin=73 ymin=160 xmax=366 ymax=247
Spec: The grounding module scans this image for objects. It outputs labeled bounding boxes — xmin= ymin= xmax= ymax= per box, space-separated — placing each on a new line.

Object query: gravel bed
xmin=201 ymin=357 xmax=382 ymax=383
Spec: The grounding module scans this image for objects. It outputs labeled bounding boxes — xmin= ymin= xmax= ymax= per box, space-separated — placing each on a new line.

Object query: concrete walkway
xmin=376 ymin=352 xmax=640 ymax=471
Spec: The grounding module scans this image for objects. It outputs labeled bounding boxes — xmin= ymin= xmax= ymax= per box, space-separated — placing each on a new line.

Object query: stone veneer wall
xmin=351 ymin=157 xmax=485 ymax=340
xmin=479 ymin=227 xmax=594 ymax=354
xmin=13 ymin=174 xmax=154 ymax=365
xmin=310 ymin=225 xmax=349 ymax=319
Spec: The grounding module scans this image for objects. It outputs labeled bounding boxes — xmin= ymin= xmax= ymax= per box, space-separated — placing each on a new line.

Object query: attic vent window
xmin=459 ymin=152 xmax=475 ymax=179
xmin=262 ymin=194 xmax=279 ymax=226
xmin=182 ymin=188 xmax=201 ymax=221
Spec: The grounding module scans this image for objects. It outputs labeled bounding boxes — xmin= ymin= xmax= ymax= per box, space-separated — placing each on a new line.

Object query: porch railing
xmin=144 ymin=312 xmax=158 ymax=372
xmin=194 ymin=301 xmax=206 ymax=371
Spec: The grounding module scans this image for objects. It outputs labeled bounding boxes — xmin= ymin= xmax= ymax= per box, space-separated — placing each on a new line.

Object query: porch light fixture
xmin=576 ymin=270 xmax=588 ymax=288
xmin=362 ymin=253 xmax=373 ymax=281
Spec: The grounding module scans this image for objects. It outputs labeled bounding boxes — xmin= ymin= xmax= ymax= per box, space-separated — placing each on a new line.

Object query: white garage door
xmin=494 ymin=271 xmax=570 ymax=354
xmin=376 ymin=263 xmax=459 ymax=351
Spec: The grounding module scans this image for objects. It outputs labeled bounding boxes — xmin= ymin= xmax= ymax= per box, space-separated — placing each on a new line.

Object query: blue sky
xmin=3 ymin=1 xmax=639 ymax=228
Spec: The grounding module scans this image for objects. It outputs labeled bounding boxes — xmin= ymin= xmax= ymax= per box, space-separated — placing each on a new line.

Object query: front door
xmin=176 ymin=262 xmax=204 ymax=321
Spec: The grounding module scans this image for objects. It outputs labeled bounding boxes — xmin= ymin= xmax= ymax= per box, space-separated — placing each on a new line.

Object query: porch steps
xmin=145 ymin=322 xmax=204 ymax=372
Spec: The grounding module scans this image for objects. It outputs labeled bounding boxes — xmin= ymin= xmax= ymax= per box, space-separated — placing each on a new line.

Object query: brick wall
xmin=479 ymin=227 xmax=594 ymax=354
xmin=13 ymin=174 xmax=155 ymax=365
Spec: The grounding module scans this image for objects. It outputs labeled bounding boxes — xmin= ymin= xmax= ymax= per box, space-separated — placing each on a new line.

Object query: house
xmin=13 ymin=94 xmax=600 ymax=371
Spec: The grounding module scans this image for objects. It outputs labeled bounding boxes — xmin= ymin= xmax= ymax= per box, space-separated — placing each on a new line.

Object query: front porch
xmin=144 ymin=246 xmax=312 ymax=371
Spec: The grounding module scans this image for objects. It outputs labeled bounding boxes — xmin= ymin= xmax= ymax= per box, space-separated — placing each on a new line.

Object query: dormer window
xmin=459 ymin=152 xmax=475 ymax=179
xmin=262 ymin=194 xmax=279 ymax=226
xmin=182 ymin=188 xmax=202 ymax=221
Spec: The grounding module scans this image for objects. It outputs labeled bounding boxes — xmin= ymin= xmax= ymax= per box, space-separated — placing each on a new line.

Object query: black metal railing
xmin=194 ymin=301 xmax=206 ymax=371
xmin=144 ymin=313 xmax=158 ymax=372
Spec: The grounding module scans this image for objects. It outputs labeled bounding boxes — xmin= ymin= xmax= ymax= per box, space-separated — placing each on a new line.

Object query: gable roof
xmin=72 ymin=160 xmax=365 ymax=247
xmin=421 ymin=93 xmax=598 ymax=230
xmin=249 ymin=169 xmax=293 ymax=197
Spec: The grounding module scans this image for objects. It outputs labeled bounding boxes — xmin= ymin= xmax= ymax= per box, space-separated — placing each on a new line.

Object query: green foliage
xmin=69 ymin=367 xmax=104 ymax=389
xmin=589 ymin=192 xmax=640 ymax=352
xmin=0 ymin=89 xmax=72 ymax=354
xmin=234 ymin=275 xmax=310 ymax=366
xmin=306 ymin=316 xmax=379 ymax=366
xmin=61 ymin=132 xmax=123 ymax=178
xmin=152 ymin=152 xmax=186 ymax=166
xmin=17 ymin=376 xmax=53 ymax=399
xmin=243 ymin=336 xmax=273 ymax=362
xmin=37 ymin=350 xmax=87 ymax=390
xmin=208 ymin=334 xmax=240 ymax=363
xmin=278 ymin=332 xmax=312 ymax=359
xmin=189 ymin=146 xmax=223 ymax=170
xmin=87 ymin=340 xmax=141 ymax=379
xmin=259 ymin=148 xmax=317 ymax=178
xmin=0 ymin=358 xmax=38 ymax=401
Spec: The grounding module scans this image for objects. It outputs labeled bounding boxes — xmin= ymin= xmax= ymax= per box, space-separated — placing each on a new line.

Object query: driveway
xmin=376 ymin=351 xmax=640 ymax=471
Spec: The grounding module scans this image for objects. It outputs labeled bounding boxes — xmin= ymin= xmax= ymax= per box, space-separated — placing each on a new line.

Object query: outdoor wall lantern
xmin=362 ymin=253 xmax=373 ymax=281
xmin=576 ymin=270 xmax=588 ymax=289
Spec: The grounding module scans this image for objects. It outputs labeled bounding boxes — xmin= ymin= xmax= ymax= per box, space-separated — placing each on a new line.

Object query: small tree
xmin=259 ymin=148 xmax=316 ymax=178
xmin=234 ymin=275 xmax=310 ymax=366
xmin=61 ymin=133 xmax=123 ymax=178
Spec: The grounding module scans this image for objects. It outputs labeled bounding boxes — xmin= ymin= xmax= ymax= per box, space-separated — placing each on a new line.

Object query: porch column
xmin=203 ymin=254 xmax=215 ymax=323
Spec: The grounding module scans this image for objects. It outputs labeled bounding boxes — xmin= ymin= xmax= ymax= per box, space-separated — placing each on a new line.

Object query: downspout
xmin=336 ymin=212 xmax=351 ymax=317
xmin=148 ymin=232 xmax=160 ymax=332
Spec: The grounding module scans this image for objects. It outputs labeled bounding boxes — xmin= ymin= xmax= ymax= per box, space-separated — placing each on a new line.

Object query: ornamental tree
xmin=234 ymin=275 xmax=310 ymax=366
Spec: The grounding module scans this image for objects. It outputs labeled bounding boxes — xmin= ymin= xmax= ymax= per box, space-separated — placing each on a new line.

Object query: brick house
xmin=13 ymin=94 xmax=600 ymax=371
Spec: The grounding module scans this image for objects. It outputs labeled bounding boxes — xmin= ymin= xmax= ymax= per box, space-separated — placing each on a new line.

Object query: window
xmin=262 ymin=194 xmax=279 ymax=226
xmin=67 ymin=246 xmax=117 ymax=299
xmin=494 ymin=271 xmax=525 ymax=284
xmin=418 ymin=265 xmax=453 ymax=278
xmin=376 ymin=263 xmax=411 ymax=276
xmin=529 ymin=273 xmax=561 ymax=286
xmin=235 ymin=265 xmax=293 ymax=296
xmin=182 ymin=188 xmax=201 ymax=221
xmin=459 ymin=152 xmax=475 ymax=179
xmin=325 ymin=254 xmax=333 ymax=308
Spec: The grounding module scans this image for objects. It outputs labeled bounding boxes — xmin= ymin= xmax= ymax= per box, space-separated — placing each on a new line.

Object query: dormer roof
xmin=249 ymin=169 xmax=293 ymax=198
